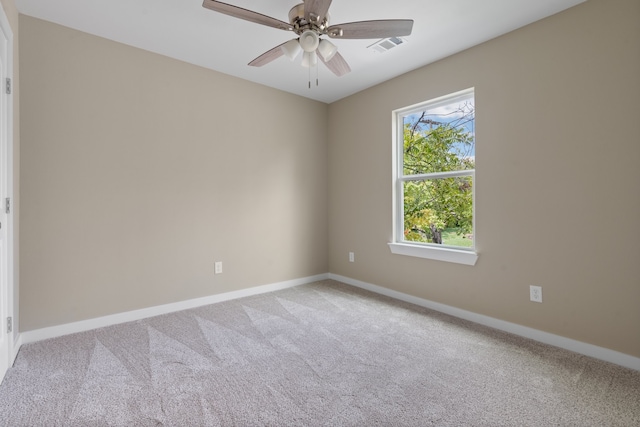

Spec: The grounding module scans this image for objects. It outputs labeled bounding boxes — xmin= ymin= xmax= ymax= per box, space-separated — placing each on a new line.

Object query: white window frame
xmin=389 ymin=88 xmax=478 ymax=266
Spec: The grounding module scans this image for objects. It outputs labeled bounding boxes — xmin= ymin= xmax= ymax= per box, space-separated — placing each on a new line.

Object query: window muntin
xmin=394 ymin=89 xmax=475 ymax=253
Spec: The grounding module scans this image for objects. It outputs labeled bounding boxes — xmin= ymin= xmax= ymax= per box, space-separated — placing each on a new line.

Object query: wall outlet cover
xmin=530 ymin=285 xmax=542 ymax=303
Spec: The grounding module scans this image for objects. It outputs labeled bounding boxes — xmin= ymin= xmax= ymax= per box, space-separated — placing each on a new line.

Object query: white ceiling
xmin=16 ymin=0 xmax=586 ymax=104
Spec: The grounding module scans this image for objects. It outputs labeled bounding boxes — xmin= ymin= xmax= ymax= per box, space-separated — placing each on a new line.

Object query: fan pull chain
xmin=307 ymin=65 xmax=319 ymax=89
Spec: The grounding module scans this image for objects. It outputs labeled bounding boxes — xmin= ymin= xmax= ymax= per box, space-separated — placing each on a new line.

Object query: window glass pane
xmin=403 ymin=97 xmax=474 ymax=176
xmin=403 ymin=176 xmax=473 ymax=247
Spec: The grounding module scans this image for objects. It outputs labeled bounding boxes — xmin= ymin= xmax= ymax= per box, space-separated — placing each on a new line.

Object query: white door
xmin=0 ymin=3 xmax=12 ymax=384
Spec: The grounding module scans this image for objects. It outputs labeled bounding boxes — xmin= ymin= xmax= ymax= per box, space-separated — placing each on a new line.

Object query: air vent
xmin=368 ymin=36 xmax=406 ymax=53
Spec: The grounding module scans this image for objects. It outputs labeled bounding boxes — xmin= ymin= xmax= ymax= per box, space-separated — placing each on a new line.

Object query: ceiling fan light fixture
xmin=318 ymin=39 xmax=338 ymax=61
xmin=281 ymin=39 xmax=302 ymax=61
xmin=299 ymin=30 xmax=320 ymax=53
xmin=301 ymin=51 xmax=318 ymax=68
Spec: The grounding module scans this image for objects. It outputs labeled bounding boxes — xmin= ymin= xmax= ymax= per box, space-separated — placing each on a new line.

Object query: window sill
xmin=388 ymin=242 xmax=478 ymax=266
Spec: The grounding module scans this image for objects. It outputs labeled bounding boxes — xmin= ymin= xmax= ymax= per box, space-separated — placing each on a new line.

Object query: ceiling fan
xmin=202 ymin=0 xmax=414 ymax=77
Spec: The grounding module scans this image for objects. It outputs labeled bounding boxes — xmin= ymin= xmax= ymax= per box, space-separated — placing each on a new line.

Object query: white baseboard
xmin=19 ymin=273 xmax=329 ymax=346
xmin=329 ymin=273 xmax=640 ymax=372
xmin=15 ymin=272 xmax=639 ymax=372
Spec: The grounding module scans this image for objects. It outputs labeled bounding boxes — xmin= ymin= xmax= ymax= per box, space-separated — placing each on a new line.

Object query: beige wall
xmin=328 ymin=0 xmax=640 ymax=357
xmin=19 ymin=16 xmax=328 ymax=331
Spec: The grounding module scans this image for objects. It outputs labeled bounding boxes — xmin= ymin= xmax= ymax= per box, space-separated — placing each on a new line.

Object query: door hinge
xmin=6 ymin=317 xmax=11 ymax=333
xmin=4 ymin=197 xmax=9 ymax=214
xmin=5 ymin=78 xmax=10 ymax=95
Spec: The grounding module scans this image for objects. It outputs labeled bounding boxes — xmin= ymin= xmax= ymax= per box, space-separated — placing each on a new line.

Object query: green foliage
xmin=403 ymin=123 xmax=474 ymax=175
xmin=441 ymin=228 xmax=474 ymax=248
xmin=402 ymin=113 xmax=474 ymax=246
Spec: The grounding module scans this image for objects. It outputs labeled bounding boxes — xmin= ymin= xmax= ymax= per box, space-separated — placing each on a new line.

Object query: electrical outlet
xmin=530 ymin=285 xmax=542 ymax=303
xmin=349 ymin=252 xmax=355 ymax=263
xmin=214 ymin=261 xmax=223 ymax=274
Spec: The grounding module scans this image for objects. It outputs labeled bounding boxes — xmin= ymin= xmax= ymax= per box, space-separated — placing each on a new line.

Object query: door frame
xmin=0 ymin=0 xmax=15 ymax=383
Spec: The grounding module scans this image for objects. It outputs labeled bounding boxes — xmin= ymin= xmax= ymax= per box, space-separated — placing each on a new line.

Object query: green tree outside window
xmin=402 ymin=100 xmax=474 ymax=247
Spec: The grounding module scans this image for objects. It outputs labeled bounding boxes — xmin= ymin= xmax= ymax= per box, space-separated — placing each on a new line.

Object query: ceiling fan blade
xmin=327 ymin=19 xmax=413 ymax=39
xmin=202 ymin=0 xmax=293 ymax=31
xmin=320 ymin=51 xmax=351 ymax=77
xmin=248 ymin=42 xmax=286 ymax=67
xmin=305 ymin=0 xmax=333 ymax=24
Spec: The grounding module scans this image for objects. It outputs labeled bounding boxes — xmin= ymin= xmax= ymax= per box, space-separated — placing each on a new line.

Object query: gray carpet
xmin=0 ymin=280 xmax=638 ymax=426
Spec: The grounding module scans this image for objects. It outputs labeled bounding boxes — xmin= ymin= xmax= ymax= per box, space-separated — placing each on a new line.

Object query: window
xmin=389 ymin=89 xmax=478 ymax=265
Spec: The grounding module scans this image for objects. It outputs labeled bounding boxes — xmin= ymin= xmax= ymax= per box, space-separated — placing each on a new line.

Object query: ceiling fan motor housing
xmin=288 ymin=3 xmax=330 ymax=34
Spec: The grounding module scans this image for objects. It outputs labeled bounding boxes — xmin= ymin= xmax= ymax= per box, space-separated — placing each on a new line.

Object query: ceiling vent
xmin=368 ymin=36 xmax=407 ymax=53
